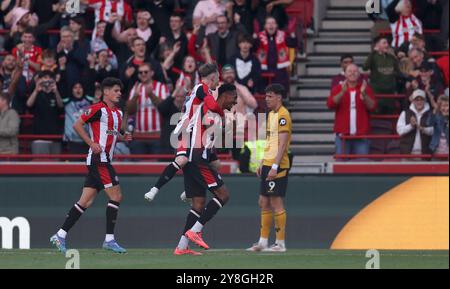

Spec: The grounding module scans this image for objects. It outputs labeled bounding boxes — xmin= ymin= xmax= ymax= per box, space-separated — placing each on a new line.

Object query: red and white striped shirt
xmin=176 ymin=72 xmax=200 ymax=93
xmin=88 ymin=0 xmax=133 ymax=24
xmin=81 ymin=101 xmax=123 ymax=165
xmin=390 ymin=14 xmax=423 ymax=48
xmin=129 ymin=80 xmax=169 ymax=133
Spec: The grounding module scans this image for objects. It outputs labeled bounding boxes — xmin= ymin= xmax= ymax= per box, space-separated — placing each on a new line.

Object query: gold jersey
xmin=263 ymin=106 xmax=292 ymax=169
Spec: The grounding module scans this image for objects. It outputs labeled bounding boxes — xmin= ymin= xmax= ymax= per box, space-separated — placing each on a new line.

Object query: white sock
xmin=191 ymin=221 xmax=204 ymax=233
xmin=57 ymin=229 xmax=67 ymax=239
xmin=105 ymin=234 xmax=115 ymax=242
xmin=258 ymin=237 xmax=268 ymax=247
xmin=177 ymin=235 xmax=189 ymax=250
xmin=276 ymin=240 xmax=285 ymax=247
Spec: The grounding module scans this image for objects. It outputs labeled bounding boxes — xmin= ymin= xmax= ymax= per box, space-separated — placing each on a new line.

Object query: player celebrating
xmin=247 ymin=84 xmax=292 ymax=253
xmin=144 ymin=63 xmax=224 ymax=202
xmin=174 ymin=83 xmax=237 ymax=255
xmin=50 ymin=78 xmax=130 ymax=254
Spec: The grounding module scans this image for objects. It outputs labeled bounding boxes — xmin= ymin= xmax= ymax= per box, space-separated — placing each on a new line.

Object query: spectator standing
xmin=331 ymin=54 xmax=367 ymax=90
xmin=26 ymin=71 xmax=64 ymax=154
xmin=428 ymin=95 xmax=449 ymax=156
xmin=175 ymin=55 xmax=201 ymax=93
xmin=228 ymin=33 xmax=262 ymax=93
xmin=255 ymin=16 xmax=296 ymax=96
xmin=327 ymin=64 xmax=377 ymax=158
xmin=397 ymin=89 xmax=434 ymax=157
xmin=193 ymin=0 xmax=226 ymax=36
xmin=62 ymin=79 xmax=95 ymax=154
xmin=90 ymin=50 xmax=119 ymax=84
xmin=126 ymin=63 xmax=169 ymax=154
xmin=11 ymin=28 xmax=42 ymax=84
xmin=0 ymin=92 xmax=20 ymax=154
xmin=56 ymin=26 xmax=90 ymax=90
xmin=83 ymin=0 xmax=133 ymax=28
xmin=418 ymin=61 xmax=445 ymax=110
xmin=134 ymin=0 xmax=174 ymax=37
xmin=221 ymin=64 xmax=258 ymax=115
xmin=196 ymin=15 xmax=242 ymax=68
xmin=255 ymin=0 xmax=293 ymax=30
xmin=187 ymin=23 xmax=214 ymax=65
xmin=1 ymin=55 xmax=25 ymax=114
xmin=363 ymin=36 xmax=399 ymax=114
xmin=161 ymin=12 xmax=188 ymax=70
xmin=227 ymin=0 xmax=257 ymax=35
xmin=386 ymin=0 xmax=423 ymax=49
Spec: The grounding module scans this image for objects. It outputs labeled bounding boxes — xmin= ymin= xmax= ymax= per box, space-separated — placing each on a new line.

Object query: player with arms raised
xmin=50 ymin=78 xmax=131 ymax=254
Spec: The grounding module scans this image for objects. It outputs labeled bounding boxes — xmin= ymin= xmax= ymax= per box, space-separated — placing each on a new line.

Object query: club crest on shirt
xmin=279 ymin=118 xmax=287 ymax=126
xmin=84 ymin=109 xmax=92 ymax=116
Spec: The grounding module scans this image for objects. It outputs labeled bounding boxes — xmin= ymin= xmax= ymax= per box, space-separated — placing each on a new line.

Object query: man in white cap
xmin=397 ymin=89 xmax=434 ymax=157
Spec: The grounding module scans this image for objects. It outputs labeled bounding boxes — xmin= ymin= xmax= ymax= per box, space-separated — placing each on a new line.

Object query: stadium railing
xmin=335 ymin=134 xmax=449 ymax=161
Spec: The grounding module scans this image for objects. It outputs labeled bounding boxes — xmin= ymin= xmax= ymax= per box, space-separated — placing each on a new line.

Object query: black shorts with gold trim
xmin=259 ymin=166 xmax=289 ymax=197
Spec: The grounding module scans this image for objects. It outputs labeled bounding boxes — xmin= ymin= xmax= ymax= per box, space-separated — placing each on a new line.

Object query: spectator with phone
xmin=26 ymin=71 xmax=64 ymax=154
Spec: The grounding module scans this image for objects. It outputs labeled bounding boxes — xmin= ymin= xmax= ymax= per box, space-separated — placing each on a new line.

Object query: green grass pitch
xmin=0 ymin=249 xmax=448 ymax=269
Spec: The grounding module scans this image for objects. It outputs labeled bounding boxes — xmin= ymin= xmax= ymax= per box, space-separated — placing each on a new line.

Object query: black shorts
xmin=84 ymin=163 xmax=120 ymax=191
xmin=183 ymin=160 xmax=224 ymax=199
xmin=209 ymin=150 xmax=218 ymax=163
xmin=260 ymin=166 xmax=289 ymax=197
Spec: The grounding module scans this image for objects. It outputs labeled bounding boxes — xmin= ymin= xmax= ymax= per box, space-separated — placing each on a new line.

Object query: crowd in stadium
xmin=327 ymin=0 xmax=448 ymax=160
xmin=0 ymin=0 xmax=448 ymax=162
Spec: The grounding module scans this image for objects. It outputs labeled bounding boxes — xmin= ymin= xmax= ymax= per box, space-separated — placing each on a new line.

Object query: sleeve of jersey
xmin=204 ymin=94 xmax=224 ymax=117
xmin=81 ymin=106 xmax=102 ymax=124
xmin=278 ymin=111 xmax=292 ymax=134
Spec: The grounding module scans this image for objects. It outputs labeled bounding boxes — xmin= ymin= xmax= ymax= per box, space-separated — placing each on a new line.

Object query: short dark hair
xmin=0 ymin=92 xmax=10 ymax=103
xmin=238 ymin=33 xmax=253 ymax=45
xmin=199 ymin=63 xmax=218 ymax=78
xmin=131 ymin=36 xmax=145 ymax=45
xmin=340 ymin=54 xmax=354 ymax=62
xmin=265 ymin=83 xmax=285 ymax=98
xmin=101 ymin=77 xmax=123 ymax=92
xmin=37 ymin=70 xmax=56 ymax=79
xmin=218 ymin=83 xmax=236 ymax=97
xmin=22 ymin=27 xmax=35 ymax=36
xmin=373 ymin=35 xmax=387 ymax=45
xmin=171 ymin=12 xmax=184 ymax=20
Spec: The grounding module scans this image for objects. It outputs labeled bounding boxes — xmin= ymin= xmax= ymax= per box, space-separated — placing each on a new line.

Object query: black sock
xmin=61 ymin=203 xmax=86 ymax=232
xmin=183 ymin=208 xmax=201 ymax=234
xmin=154 ymin=162 xmax=181 ymax=190
xmin=106 ymin=201 xmax=120 ymax=235
xmin=198 ymin=198 xmax=225 ymax=226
